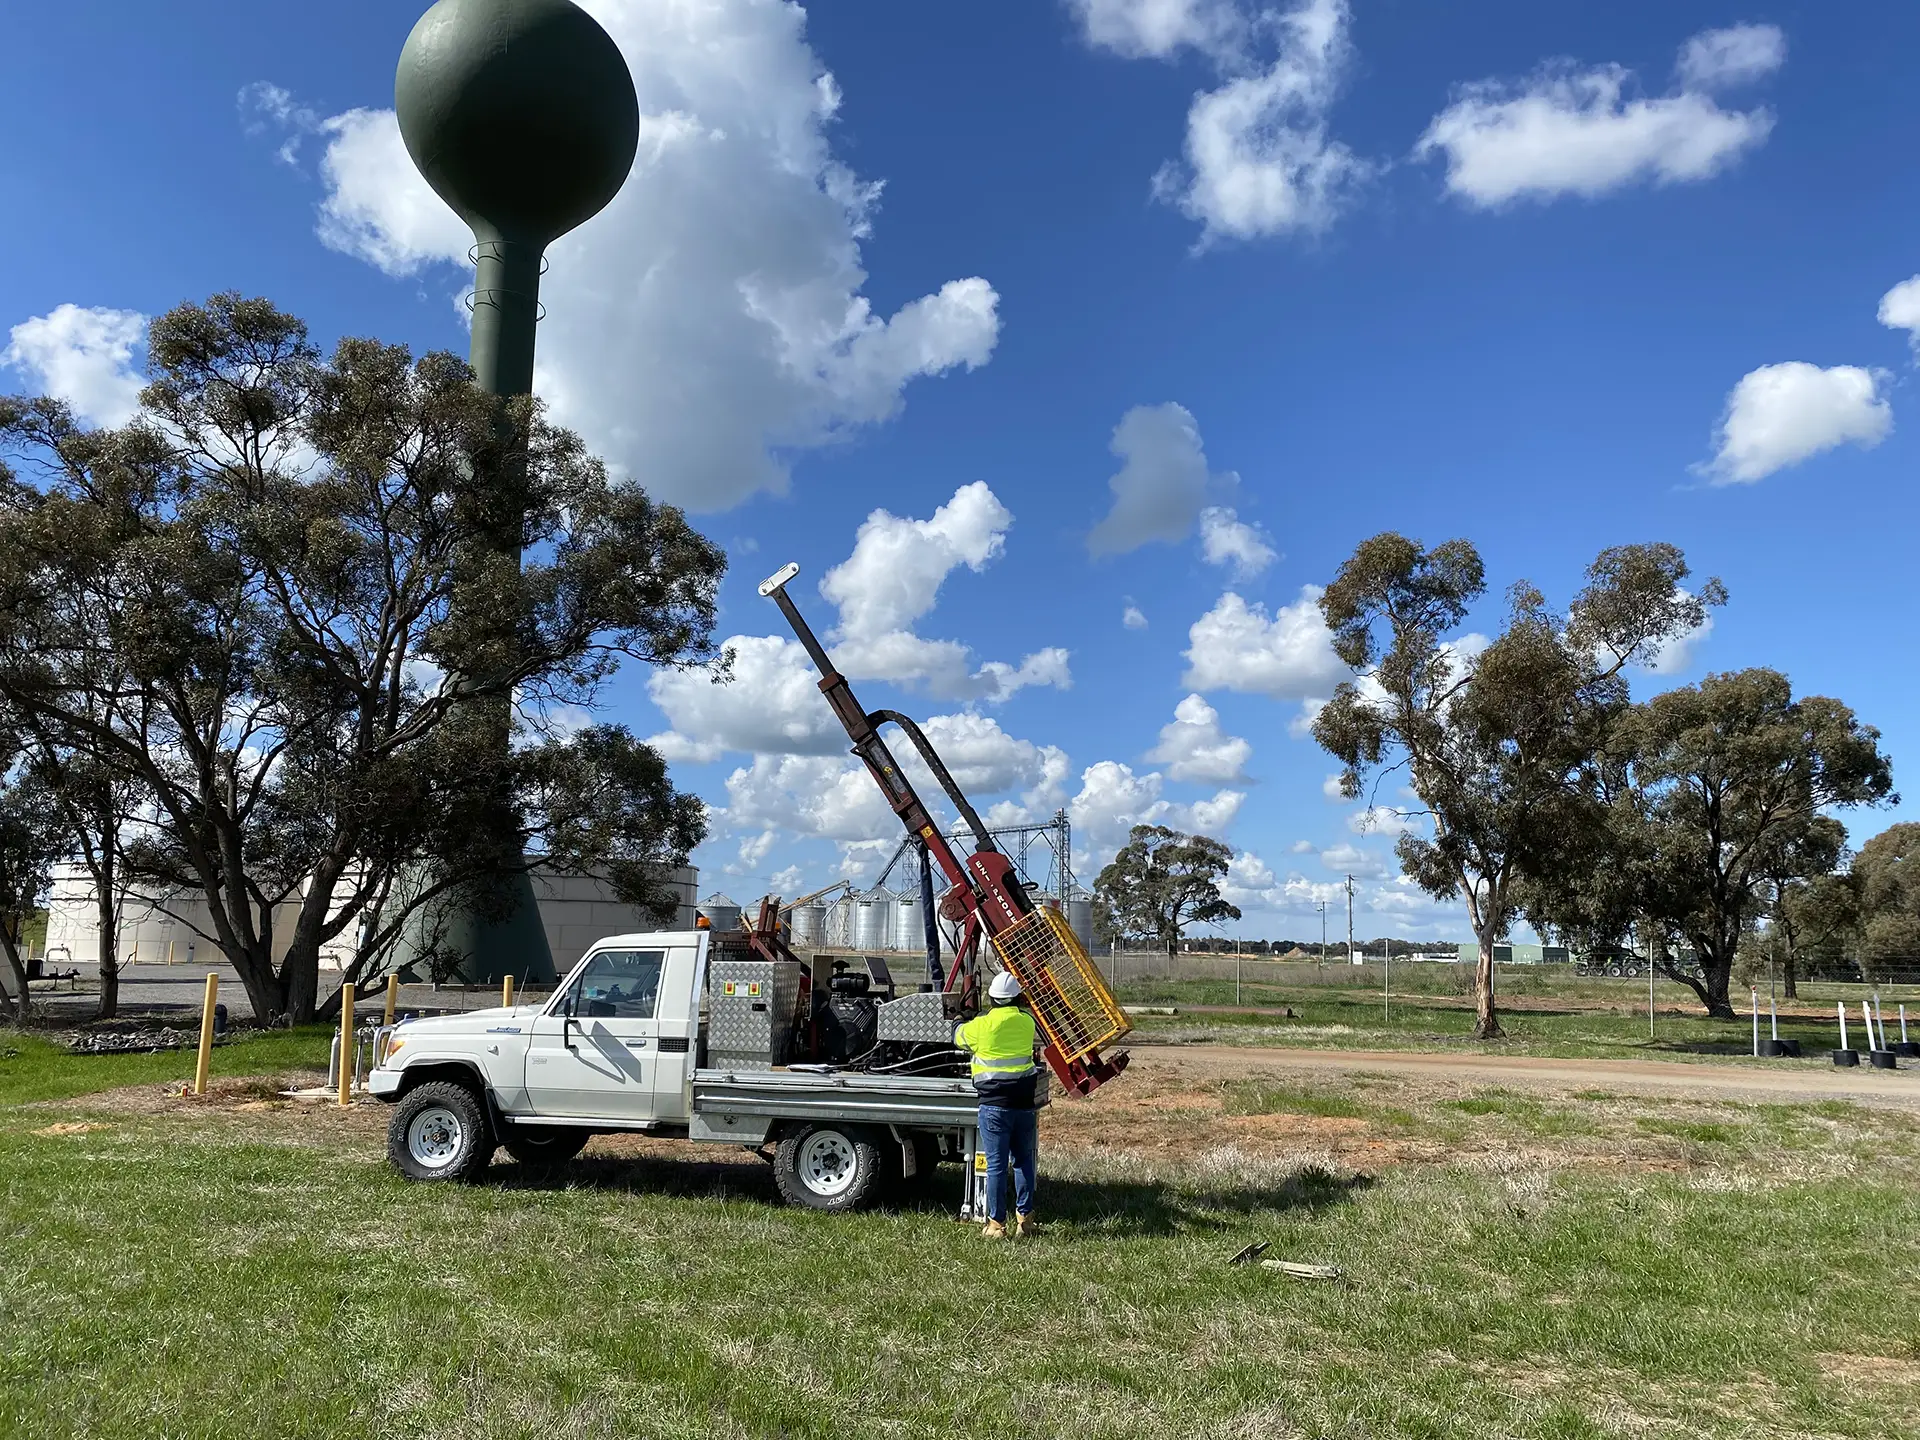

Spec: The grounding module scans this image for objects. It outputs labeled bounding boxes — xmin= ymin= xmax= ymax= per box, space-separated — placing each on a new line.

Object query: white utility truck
xmin=373 ymin=564 xmax=1133 ymax=1212
xmin=371 ymin=926 xmax=1006 ymax=1212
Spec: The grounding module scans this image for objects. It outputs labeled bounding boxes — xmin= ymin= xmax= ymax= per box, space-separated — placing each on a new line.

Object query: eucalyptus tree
xmin=1093 ymin=825 xmax=1241 ymax=959
xmin=0 ymin=294 xmax=726 ymax=1023
xmin=1617 ymin=670 xmax=1893 ymax=1016
xmin=1314 ymin=535 xmax=1719 ymax=1039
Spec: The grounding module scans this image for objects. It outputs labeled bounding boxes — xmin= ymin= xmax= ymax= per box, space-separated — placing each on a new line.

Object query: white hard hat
xmin=988 ymin=971 xmax=1022 ymax=1002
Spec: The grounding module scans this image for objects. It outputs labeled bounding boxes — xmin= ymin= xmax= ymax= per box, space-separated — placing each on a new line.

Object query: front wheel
xmin=773 ymin=1123 xmax=886 ymax=1211
xmin=388 ymin=1081 xmax=495 ymax=1182
xmin=503 ymin=1125 xmax=590 ymax=1170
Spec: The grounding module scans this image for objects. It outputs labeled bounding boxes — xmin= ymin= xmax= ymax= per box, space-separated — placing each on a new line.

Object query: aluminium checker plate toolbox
xmin=707 ymin=959 xmax=804 ymax=1069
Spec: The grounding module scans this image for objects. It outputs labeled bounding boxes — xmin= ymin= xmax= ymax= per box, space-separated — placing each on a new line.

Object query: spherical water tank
xmin=853 ymin=891 xmax=892 ymax=951
xmin=789 ymin=903 xmax=825 ymax=947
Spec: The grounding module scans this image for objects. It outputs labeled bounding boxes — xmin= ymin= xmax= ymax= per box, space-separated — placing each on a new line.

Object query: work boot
xmin=981 ymin=1219 xmax=1007 ymax=1240
xmin=1014 ymin=1212 xmax=1038 ymax=1238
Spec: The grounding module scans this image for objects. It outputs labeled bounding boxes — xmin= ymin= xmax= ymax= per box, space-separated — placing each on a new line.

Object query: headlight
xmin=381 ymin=1036 xmax=407 ymax=1065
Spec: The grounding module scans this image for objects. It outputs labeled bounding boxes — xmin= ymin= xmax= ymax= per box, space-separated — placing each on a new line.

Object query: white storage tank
xmin=1068 ymin=895 xmax=1094 ymax=949
xmin=890 ymin=892 xmax=926 ymax=953
xmin=789 ymin=903 xmax=825 ymax=947
xmin=698 ymin=891 xmax=741 ymax=933
xmin=853 ymin=890 xmax=892 ymax=951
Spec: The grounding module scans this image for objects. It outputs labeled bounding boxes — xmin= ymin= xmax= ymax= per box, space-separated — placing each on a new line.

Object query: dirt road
xmin=1128 ymin=1042 xmax=1920 ymax=1109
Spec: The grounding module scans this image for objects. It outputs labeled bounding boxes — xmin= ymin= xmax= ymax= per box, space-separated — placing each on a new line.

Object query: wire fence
xmin=1093 ymin=950 xmax=1920 ymax=1003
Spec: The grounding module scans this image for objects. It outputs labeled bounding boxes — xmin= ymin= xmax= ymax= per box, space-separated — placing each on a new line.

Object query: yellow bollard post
xmin=384 ymin=972 xmax=399 ymax=1027
xmin=193 ymin=973 xmax=219 ymax=1096
xmin=502 ymin=975 xmax=514 ymax=1008
xmin=337 ymin=981 xmax=355 ymax=1107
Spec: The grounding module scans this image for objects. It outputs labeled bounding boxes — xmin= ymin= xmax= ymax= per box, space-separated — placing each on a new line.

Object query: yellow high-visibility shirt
xmin=956 ymin=1004 xmax=1037 ymax=1081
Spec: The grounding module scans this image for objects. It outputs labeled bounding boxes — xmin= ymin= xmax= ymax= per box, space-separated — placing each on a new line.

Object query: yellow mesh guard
xmin=989 ymin=906 xmax=1131 ymax=1064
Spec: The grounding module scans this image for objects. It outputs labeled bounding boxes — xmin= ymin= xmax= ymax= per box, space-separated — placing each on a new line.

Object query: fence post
xmin=502 ymin=975 xmax=515 ymax=1008
xmin=384 ymin=972 xmax=399 ymax=1027
xmin=337 ymin=981 xmax=355 ymax=1107
xmin=193 ymin=973 xmax=218 ymax=1096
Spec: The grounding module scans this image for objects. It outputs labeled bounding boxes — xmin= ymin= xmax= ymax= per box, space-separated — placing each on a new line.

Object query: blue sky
xmin=3 ymin=0 xmax=1915 ymax=940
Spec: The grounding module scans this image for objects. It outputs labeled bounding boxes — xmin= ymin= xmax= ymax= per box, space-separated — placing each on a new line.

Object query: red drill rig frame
xmin=760 ymin=562 xmax=1129 ymax=1098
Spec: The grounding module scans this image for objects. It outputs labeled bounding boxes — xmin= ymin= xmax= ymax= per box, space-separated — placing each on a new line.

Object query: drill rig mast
xmin=760 ymin=563 xmax=1130 ymax=1097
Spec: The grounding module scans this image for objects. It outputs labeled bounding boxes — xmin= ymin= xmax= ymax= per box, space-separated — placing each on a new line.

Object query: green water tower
xmin=392 ymin=0 xmax=639 ymax=983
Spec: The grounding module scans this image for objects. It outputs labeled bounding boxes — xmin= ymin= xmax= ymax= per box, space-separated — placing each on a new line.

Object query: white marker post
xmin=1834 ymin=1001 xmax=1859 ymax=1067
xmin=1752 ymin=990 xmax=1759 ymax=1057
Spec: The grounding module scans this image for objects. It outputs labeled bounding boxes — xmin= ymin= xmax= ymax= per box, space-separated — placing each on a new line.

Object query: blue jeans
xmin=977 ymin=1104 xmax=1037 ymax=1223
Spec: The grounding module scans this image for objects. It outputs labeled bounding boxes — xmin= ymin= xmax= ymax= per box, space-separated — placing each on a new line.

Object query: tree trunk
xmin=0 ymin=927 xmax=28 ymax=1021
xmin=94 ymin=884 xmax=118 ymax=1021
xmin=1695 ymin=943 xmax=1736 ymax=1020
xmin=1473 ymin=930 xmax=1503 ymax=1040
xmin=228 ymin=942 xmax=293 ymax=1026
xmin=1781 ymin=952 xmax=1799 ymax=1000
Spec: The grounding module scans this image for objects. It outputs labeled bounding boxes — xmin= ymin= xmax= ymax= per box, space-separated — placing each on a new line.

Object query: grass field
xmin=4 ymin=1026 xmax=1919 ymax=1439
xmin=1112 ymin=971 xmax=1915 ymax=1062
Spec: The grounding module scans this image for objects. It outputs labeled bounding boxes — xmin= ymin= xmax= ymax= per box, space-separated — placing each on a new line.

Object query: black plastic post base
xmin=1896 ymin=1041 xmax=1920 ymax=1059
xmin=1868 ymin=1050 xmax=1900 ymax=1070
xmin=1832 ymin=1049 xmax=1860 ymax=1067
xmin=1761 ymin=1038 xmax=1794 ymax=1057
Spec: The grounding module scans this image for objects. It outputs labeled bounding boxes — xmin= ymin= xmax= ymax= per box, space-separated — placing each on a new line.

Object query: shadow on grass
xmin=484 ymin=1151 xmax=1374 ymax=1235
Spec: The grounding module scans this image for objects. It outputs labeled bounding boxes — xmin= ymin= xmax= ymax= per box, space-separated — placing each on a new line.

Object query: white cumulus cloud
xmin=3 ymin=304 xmax=148 ymax=427
xmin=1416 ymin=24 xmax=1782 ymax=207
xmin=1677 ymin=24 xmax=1788 ymax=91
xmin=1877 ymin=275 xmax=1920 ymax=351
xmin=1153 ymin=0 xmax=1368 ymax=243
xmin=1068 ymin=0 xmax=1246 ymax=63
xmin=1069 ymin=760 xmax=1245 ymax=865
xmin=264 ymin=0 xmax=1000 ymax=512
xmin=1088 ymin=402 xmax=1227 ymax=555
xmin=1703 ymin=361 xmax=1891 ymax=484
xmin=1198 ymin=505 xmax=1276 ymax=577
xmin=822 ymin=482 xmax=1069 ymax=702
xmin=1146 ymin=694 xmax=1253 ymax=784
xmin=1122 ymin=603 xmax=1149 ymax=630
xmin=1182 ymin=586 xmax=1346 ymax=699
xmin=647 ymin=634 xmax=845 ymax=764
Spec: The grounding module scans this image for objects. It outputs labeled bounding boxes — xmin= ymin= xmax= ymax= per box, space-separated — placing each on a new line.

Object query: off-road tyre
xmin=773 ymin=1122 xmax=887 ymax=1211
xmin=388 ymin=1080 xmax=495 ymax=1182
xmin=503 ymin=1125 xmax=590 ymax=1170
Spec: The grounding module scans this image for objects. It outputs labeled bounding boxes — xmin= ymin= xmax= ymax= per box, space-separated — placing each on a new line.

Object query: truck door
xmin=524 ymin=947 xmax=669 ymax=1120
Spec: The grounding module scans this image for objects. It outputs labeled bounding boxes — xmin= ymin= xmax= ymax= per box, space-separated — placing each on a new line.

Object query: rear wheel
xmin=773 ymin=1123 xmax=886 ymax=1211
xmin=388 ymin=1080 xmax=495 ymax=1182
xmin=503 ymin=1125 xmax=590 ymax=1170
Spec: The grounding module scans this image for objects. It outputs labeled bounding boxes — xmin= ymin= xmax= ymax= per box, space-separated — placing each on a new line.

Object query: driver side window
xmin=564 ymin=949 xmax=665 ymax=1020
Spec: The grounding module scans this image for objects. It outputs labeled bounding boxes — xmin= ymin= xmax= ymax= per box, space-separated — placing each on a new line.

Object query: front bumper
xmin=367 ymin=1068 xmax=403 ymax=1099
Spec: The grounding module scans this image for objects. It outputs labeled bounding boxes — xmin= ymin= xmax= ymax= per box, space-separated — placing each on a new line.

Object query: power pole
xmin=1382 ymin=933 xmax=1390 ymax=1021
xmin=1315 ymin=901 xmax=1327 ymax=978
xmin=1345 ymin=875 xmax=1355 ymax=968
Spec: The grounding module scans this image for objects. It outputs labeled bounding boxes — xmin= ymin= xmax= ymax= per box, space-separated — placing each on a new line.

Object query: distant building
xmin=42 ymin=862 xmax=696 ymax=977
xmin=1454 ymin=942 xmax=1569 ymax=965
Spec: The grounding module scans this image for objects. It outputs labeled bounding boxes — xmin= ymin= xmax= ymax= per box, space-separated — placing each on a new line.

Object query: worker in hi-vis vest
xmin=955 ymin=970 xmax=1041 ymax=1239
